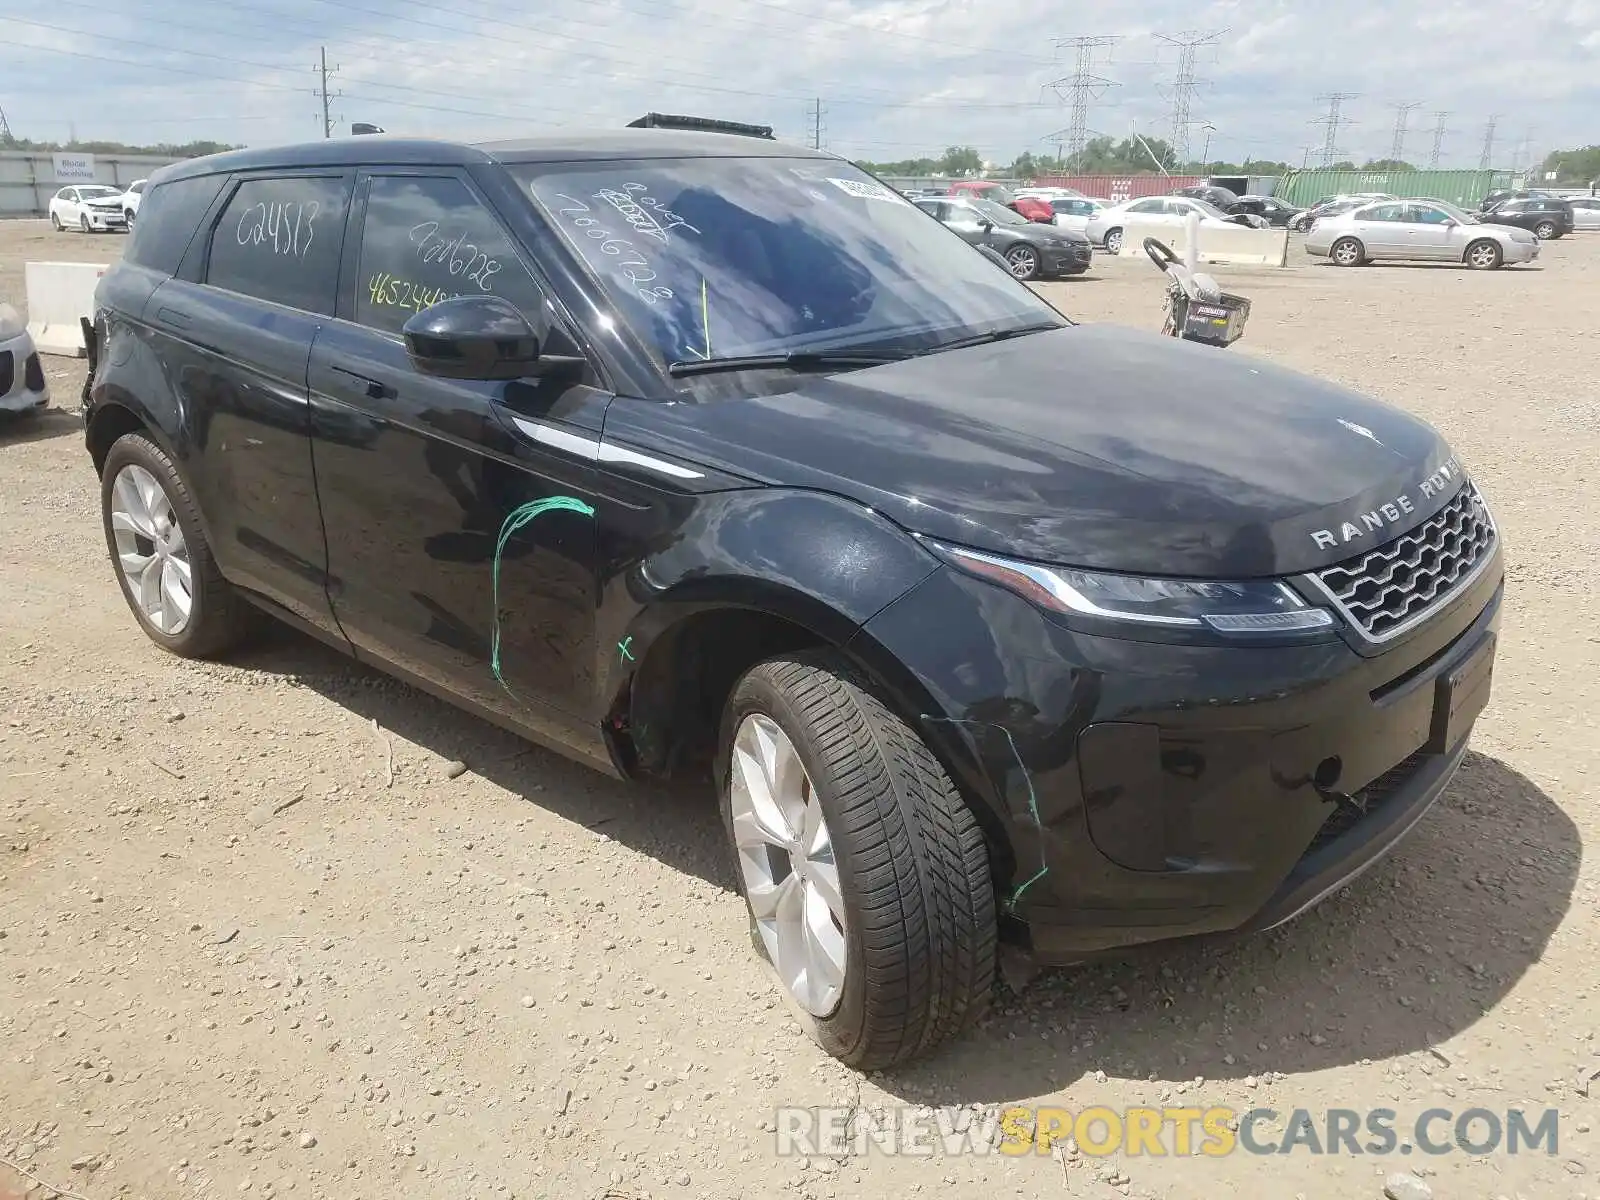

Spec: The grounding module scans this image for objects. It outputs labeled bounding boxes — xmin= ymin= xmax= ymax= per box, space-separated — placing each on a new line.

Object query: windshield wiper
xmin=916 ymin=321 xmax=1066 ymax=356
xmin=666 ymin=349 xmax=911 ymax=378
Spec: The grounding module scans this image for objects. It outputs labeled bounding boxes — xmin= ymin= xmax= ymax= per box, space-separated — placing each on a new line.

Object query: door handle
xmin=156 ymin=306 xmax=191 ymax=328
xmin=330 ymin=364 xmax=397 ymax=400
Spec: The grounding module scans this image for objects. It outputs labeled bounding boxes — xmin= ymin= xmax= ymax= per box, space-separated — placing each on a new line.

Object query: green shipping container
xmin=1272 ymin=169 xmax=1515 ymax=209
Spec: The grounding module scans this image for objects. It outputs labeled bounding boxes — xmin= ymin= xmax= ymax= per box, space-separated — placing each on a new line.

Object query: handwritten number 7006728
xmin=550 ymin=192 xmax=675 ymax=306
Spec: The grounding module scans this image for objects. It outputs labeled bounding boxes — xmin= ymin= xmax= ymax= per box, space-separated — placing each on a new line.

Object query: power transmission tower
xmin=806 ymin=98 xmax=827 ymax=150
xmin=315 ymin=47 xmax=342 ymax=139
xmin=1512 ymin=127 xmax=1537 ymax=178
xmin=1428 ymin=111 xmax=1449 ymax=168
xmin=1478 ymin=115 xmax=1499 ymax=170
xmin=1388 ymin=101 xmax=1421 ymax=162
xmin=0 ymin=106 xmax=13 ymax=146
xmin=1046 ymin=36 xmax=1119 ymax=174
xmin=1311 ymin=92 xmax=1359 ymax=167
xmin=1153 ymin=29 xmax=1225 ymax=164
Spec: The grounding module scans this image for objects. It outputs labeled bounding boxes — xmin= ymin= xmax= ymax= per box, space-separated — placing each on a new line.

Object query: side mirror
xmin=402 ymin=295 xmax=581 ymax=381
xmin=978 ymin=219 xmax=994 ymax=232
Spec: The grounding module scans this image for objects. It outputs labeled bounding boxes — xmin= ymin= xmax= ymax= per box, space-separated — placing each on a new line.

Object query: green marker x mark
xmin=618 ymin=636 xmax=635 ymax=663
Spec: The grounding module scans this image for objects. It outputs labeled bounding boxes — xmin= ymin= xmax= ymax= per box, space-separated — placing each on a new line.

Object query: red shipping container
xmin=1031 ymin=174 xmax=1203 ymax=201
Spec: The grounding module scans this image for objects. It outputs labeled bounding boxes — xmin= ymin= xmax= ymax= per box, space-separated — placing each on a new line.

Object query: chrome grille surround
xmin=1303 ymin=482 xmax=1498 ymax=645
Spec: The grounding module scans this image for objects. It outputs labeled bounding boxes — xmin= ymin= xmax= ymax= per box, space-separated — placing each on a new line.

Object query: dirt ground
xmin=1 ymin=217 xmax=1596 ymax=1200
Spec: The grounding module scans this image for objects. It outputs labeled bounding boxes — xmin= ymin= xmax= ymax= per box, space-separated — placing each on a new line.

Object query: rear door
xmin=142 ymin=169 xmax=353 ymax=637
xmin=306 ymin=167 xmax=605 ymax=735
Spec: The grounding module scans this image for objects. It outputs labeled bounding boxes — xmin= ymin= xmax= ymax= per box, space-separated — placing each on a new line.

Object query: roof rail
xmin=625 ymin=112 xmax=776 ymax=140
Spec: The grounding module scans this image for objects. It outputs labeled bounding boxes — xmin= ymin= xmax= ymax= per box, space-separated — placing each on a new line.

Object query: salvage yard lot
xmin=1 ymin=215 xmax=1596 ymax=1200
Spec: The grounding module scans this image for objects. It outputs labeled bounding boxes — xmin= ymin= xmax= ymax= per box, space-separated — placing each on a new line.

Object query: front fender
xmin=598 ymin=487 xmax=940 ymax=708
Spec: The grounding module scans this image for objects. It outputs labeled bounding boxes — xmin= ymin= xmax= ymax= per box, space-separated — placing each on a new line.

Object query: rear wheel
xmin=100 ymin=432 xmax=256 ymax=658
xmin=1465 ymin=239 xmax=1503 ymax=270
xmin=718 ymin=652 xmax=996 ymax=1070
xmin=1103 ymin=227 xmax=1124 ymax=254
xmin=1330 ymin=237 xmax=1364 ymax=267
xmin=1004 ymin=244 xmax=1041 ymax=280
xmin=1533 ymin=220 xmax=1555 ymax=239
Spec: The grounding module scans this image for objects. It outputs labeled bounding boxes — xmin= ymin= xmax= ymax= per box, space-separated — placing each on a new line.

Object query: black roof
xmin=154 ymin=129 xmax=833 ymax=186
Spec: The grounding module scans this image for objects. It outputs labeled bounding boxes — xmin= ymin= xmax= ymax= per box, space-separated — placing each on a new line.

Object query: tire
xmin=718 ymin=652 xmax=996 ymax=1070
xmin=50 ymin=212 xmax=61 ymax=231
xmin=1330 ymin=237 xmax=1364 ymax=267
xmin=100 ymin=432 xmax=255 ymax=658
xmin=1103 ymin=227 xmax=1123 ymax=254
xmin=1533 ymin=220 xmax=1555 ymax=239
xmin=124 ymin=208 xmax=136 ymax=228
xmin=1465 ymin=239 xmax=1503 ymax=270
xmin=1004 ymin=244 xmax=1041 ymax=281
xmin=80 ymin=214 xmax=91 ymax=233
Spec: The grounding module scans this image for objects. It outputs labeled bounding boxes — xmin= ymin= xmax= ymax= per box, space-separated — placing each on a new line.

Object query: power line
xmin=316 ymin=46 xmax=341 ymax=139
xmin=1312 ymin=92 xmax=1359 ymax=167
xmin=1388 ymin=100 xmax=1421 ymax=162
xmin=1479 ymin=115 xmax=1499 ymax=170
xmin=1046 ymin=35 xmax=1119 ymax=173
xmin=1428 ymin=111 xmax=1449 ymax=168
xmin=1153 ymin=29 xmax=1225 ymax=163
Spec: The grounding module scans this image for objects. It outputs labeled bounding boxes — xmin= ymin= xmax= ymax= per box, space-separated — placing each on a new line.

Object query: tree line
xmin=0 ymin=136 xmax=240 ymax=157
xmin=860 ymin=138 xmax=1600 ymax=184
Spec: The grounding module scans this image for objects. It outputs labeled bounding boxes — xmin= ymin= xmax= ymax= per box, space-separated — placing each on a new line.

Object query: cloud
xmin=1 ymin=0 xmax=1595 ymax=167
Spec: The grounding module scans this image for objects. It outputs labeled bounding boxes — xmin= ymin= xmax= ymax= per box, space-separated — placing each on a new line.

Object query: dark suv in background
xmin=82 ymin=124 xmax=1502 ymax=1071
xmin=1479 ymin=195 xmax=1575 ymax=239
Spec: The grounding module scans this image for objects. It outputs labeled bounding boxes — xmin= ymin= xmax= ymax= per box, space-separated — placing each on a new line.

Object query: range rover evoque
xmin=83 ymin=126 xmax=1503 ymax=1070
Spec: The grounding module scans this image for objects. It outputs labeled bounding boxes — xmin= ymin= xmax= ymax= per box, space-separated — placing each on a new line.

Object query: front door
xmin=1402 ymin=203 xmax=1457 ymax=259
xmin=143 ymin=170 xmax=352 ymax=637
xmin=307 ymin=168 xmax=606 ymax=737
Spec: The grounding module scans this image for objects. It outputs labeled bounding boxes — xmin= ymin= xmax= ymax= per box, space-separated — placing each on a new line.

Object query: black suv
xmin=1479 ymin=196 xmax=1575 ymax=239
xmin=83 ymin=128 xmax=1504 ymax=1069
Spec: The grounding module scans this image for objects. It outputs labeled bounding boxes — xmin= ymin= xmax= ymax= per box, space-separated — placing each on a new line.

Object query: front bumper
xmin=1043 ymin=243 xmax=1093 ymax=275
xmin=852 ymin=542 xmax=1502 ymax=962
xmin=81 ymin=208 xmax=126 ymax=230
xmin=0 ymin=329 xmax=50 ymax=413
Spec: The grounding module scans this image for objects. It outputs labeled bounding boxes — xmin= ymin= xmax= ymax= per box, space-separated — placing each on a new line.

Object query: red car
xmin=946 ymin=180 xmax=1054 ymax=223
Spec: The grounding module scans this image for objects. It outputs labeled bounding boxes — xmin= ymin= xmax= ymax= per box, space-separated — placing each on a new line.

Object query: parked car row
xmin=48 ymin=179 xmax=148 ymax=233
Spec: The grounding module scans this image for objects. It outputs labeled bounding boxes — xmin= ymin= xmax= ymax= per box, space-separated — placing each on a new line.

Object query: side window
xmin=127 ymin=174 xmax=228 ymax=275
xmin=1364 ymin=203 xmax=1403 ymax=222
xmin=1410 ymin=205 xmax=1451 ymax=225
xmin=63 ymin=189 xmax=78 ymax=203
xmin=353 ymin=174 xmax=545 ymax=337
xmin=1127 ymin=199 xmax=1163 ymax=214
xmin=205 ymin=176 xmax=349 ymax=314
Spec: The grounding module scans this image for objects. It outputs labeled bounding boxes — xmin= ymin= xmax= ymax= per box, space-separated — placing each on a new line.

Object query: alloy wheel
xmin=729 ymin=712 xmax=848 ymax=1018
xmin=1534 ymin=221 xmax=1554 ymax=239
xmin=1332 ymin=239 xmax=1360 ymax=266
xmin=109 ymin=463 xmax=194 ymax=635
xmin=1006 ymin=246 xmax=1039 ymax=278
xmin=1468 ymin=243 xmax=1499 ymax=269
xmin=1104 ymin=229 xmax=1123 ymax=254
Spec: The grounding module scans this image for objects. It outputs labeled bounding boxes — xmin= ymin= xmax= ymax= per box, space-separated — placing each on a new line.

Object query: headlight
xmin=931 ymin=542 xmax=1334 ymax=639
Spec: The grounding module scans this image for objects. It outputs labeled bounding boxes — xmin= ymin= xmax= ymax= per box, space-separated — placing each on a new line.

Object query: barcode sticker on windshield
xmin=827 ymin=178 xmax=902 ymax=203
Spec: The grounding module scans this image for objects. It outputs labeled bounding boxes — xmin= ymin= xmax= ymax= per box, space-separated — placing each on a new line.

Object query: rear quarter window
xmin=204 ymin=176 xmax=350 ymax=315
xmin=125 ymin=174 xmax=228 ymax=275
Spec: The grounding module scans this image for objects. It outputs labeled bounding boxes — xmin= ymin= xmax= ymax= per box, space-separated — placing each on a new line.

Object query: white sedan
xmin=1085 ymin=195 xmax=1250 ymax=254
xmin=49 ymin=184 xmax=128 ymax=233
xmin=1567 ymin=197 xmax=1600 ymax=231
xmin=121 ymin=179 xmax=149 ymax=226
xmin=1047 ymin=197 xmax=1106 ymax=233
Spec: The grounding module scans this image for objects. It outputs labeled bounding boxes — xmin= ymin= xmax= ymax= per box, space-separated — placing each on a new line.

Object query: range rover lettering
xmin=83 ymin=126 xmax=1503 ymax=1069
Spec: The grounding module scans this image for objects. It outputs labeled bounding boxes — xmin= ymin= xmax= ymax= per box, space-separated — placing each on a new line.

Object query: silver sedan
xmin=1568 ymin=197 xmax=1600 ymax=231
xmin=1304 ymin=198 xmax=1539 ymax=269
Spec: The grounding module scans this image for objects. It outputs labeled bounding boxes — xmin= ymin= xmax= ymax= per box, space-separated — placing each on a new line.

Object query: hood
xmin=1015 ymin=223 xmax=1089 ymax=246
xmin=612 ymin=324 xmax=1459 ymax=579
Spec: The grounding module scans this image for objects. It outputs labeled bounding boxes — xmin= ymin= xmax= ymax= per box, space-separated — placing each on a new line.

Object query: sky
xmin=2 ymin=0 xmax=1597 ymax=171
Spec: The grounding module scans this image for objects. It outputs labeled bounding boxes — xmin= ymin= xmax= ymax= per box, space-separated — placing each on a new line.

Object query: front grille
xmin=0 ymin=350 xmax=13 ymax=396
xmin=1303 ymin=749 xmax=1428 ymax=857
xmin=1311 ymin=483 xmax=1496 ymax=642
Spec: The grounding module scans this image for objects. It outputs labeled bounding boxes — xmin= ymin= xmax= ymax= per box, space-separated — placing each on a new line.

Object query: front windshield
xmin=517 ymin=158 xmax=1062 ymax=365
xmin=973 ymin=197 xmax=1027 ymax=225
xmin=79 ymin=186 xmax=121 ymax=199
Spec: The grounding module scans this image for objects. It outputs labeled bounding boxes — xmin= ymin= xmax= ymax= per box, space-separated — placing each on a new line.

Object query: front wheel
xmin=1004 ymin=244 xmax=1040 ymax=280
xmin=124 ymin=208 xmax=136 ymax=228
xmin=1533 ymin=220 xmax=1555 ymax=239
xmin=1103 ymin=227 xmax=1124 ymax=254
xmin=80 ymin=214 xmax=91 ymax=233
xmin=1465 ymin=239 xmax=1503 ymax=270
xmin=50 ymin=211 xmax=62 ymax=231
xmin=719 ymin=653 xmax=996 ymax=1070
